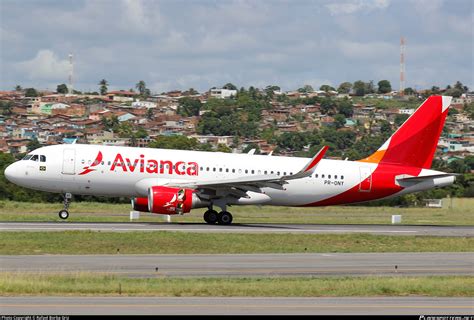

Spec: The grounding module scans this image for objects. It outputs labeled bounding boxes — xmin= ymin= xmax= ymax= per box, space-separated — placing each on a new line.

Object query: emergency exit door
xmin=359 ymin=166 xmax=372 ymax=192
xmin=62 ymin=148 xmax=76 ymax=175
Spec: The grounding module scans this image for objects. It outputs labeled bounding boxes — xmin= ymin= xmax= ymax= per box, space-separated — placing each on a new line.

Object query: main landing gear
xmin=203 ymin=208 xmax=233 ymax=225
xmin=58 ymin=193 xmax=72 ymax=220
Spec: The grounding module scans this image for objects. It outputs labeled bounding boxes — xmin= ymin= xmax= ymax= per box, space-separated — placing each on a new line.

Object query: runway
xmin=1 ymin=296 xmax=472 ymax=315
xmin=2 ymin=253 xmax=472 ymax=277
xmin=1 ymin=222 xmax=473 ymax=236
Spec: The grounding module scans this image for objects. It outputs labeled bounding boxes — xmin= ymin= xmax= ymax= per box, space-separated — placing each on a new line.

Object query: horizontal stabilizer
xmin=396 ymin=173 xmax=459 ymax=184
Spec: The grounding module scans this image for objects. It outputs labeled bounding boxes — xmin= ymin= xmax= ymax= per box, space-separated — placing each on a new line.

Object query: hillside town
xmin=0 ymin=81 xmax=473 ymax=171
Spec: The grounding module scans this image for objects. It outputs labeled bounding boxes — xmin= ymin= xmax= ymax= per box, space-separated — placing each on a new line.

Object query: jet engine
xmin=147 ymin=186 xmax=198 ymax=215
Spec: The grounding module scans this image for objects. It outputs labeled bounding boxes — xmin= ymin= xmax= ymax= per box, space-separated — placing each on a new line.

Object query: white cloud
xmin=326 ymin=0 xmax=390 ymax=15
xmin=15 ymin=50 xmax=70 ymax=81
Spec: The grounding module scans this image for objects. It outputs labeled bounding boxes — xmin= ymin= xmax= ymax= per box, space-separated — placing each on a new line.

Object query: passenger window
xmin=206 ymin=167 xmax=209 ymax=171
xmin=341 ymin=175 xmax=344 ymax=180
xmin=322 ymin=174 xmax=325 ymax=178
xmin=213 ymin=168 xmax=216 ymax=172
xmin=219 ymin=168 xmax=222 ymax=172
xmin=251 ymin=170 xmax=254 ymax=174
xmin=40 ymin=155 xmax=46 ymax=162
xmin=264 ymin=171 xmax=267 ymax=175
xmin=245 ymin=169 xmax=248 ymax=174
xmin=335 ymin=175 xmax=338 ymax=179
xmin=277 ymin=171 xmax=280 ymax=176
xmin=315 ymin=174 xmax=318 ymax=178
xmin=226 ymin=169 xmax=229 ymax=173
xmin=328 ymin=175 xmax=331 ymax=179
xmin=283 ymin=172 xmax=287 ymax=176
xmin=232 ymin=169 xmax=235 ymax=173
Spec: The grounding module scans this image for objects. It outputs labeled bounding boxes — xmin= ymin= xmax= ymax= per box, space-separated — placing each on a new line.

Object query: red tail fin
xmin=359 ymin=95 xmax=452 ymax=169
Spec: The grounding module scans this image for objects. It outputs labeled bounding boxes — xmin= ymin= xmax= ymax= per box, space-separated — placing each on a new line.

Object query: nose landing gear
xmin=58 ymin=193 xmax=72 ymax=220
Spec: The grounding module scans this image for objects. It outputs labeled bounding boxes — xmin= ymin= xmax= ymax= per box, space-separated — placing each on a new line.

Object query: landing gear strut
xmin=203 ymin=207 xmax=233 ymax=225
xmin=59 ymin=193 xmax=72 ymax=220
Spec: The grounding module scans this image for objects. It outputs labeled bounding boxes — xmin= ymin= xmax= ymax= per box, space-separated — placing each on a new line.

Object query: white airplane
xmin=5 ymin=96 xmax=457 ymax=225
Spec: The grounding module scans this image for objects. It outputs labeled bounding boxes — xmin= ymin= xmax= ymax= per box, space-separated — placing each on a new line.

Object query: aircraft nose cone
xmin=4 ymin=163 xmax=18 ymax=183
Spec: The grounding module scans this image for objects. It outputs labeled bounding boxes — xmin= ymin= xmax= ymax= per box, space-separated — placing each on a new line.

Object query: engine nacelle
xmin=131 ymin=197 xmax=149 ymax=212
xmin=148 ymin=186 xmax=195 ymax=215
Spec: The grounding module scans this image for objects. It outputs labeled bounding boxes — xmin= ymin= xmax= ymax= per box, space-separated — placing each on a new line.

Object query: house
xmin=107 ymin=90 xmax=138 ymax=102
xmin=210 ymin=88 xmax=237 ymax=99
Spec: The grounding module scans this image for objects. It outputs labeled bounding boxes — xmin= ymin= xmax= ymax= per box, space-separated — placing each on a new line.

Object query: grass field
xmin=1 ymin=273 xmax=471 ymax=297
xmin=0 ymin=231 xmax=472 ymax=255
xmin=0 ymin=198 xmax=473 ymax=225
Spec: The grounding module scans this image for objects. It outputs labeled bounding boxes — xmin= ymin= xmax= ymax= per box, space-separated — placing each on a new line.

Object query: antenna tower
xmin=400 ymin=37 xmax=405 ymax=95
xmin=68 ymin=53 xmax=74 ymax=94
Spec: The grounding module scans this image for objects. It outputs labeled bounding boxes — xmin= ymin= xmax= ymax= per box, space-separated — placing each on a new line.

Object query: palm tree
xmin=99 ymin=79 xmax=108 ymax=95
xmin=136 ymin=80 xmax=147 ymax=96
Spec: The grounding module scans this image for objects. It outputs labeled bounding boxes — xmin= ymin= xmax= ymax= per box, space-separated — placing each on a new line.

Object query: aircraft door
xmin=359 ymin=166 xmax=372 ymax=192
xmin=62 ymin=148 xmax=76 ymax=175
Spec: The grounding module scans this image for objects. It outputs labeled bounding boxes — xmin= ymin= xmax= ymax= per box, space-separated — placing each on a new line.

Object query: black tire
xmin=203 ymin=210 xmax=218 ymax=224
xmin=59 ymin=210 xmax=69 ymax=220
xmin=217 ymin=211 xmax=233 ymax=225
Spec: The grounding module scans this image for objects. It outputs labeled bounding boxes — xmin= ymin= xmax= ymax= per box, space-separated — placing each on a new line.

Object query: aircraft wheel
xmin=203 ymin=210 xmax=218 ymax=224
xmin=59 ymin=210 xmax=69 ymax=220
xmin=217 ymin=211 xmax=233 ymax=225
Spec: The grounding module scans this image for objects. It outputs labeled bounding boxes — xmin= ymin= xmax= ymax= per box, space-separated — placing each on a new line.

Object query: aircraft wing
xmin=164 ymin=146 xmax=328 ymax=198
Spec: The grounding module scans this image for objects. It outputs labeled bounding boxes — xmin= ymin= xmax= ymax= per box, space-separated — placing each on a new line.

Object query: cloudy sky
xmin=0 ymin=0 xmax=472 ymax=93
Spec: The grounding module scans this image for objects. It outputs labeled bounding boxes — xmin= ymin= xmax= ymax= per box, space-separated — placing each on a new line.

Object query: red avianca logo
xmin=78 ymin=151 xmax=103 ymax=175
xmin=79 ymin=151 xmax=199 ymax=176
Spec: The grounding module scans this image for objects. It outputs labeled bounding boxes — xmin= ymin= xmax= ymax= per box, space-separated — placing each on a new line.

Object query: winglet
xmin=283 ymin=146 xmax=328 ymax=180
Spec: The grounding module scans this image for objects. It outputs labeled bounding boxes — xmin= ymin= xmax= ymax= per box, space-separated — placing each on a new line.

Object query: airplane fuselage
xmin=5 ymin=143 xmax=453 ymax=207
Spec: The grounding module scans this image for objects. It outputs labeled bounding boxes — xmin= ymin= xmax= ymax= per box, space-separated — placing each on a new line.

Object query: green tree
xmin=216 ymin=144 xmax=232 ymax=153
xmin=177 ymin=97 xmax=202 ymax=117
xmin=334 ymin=114 xmax=346 ymax=129
xmin=394 ymin=114 xmax=409 ymax=126
xmin=319 ymin=85 xmax=335 ymax=92
xmin=320 ymin=98 xmax=335 ymax=114
xmin=0 ymin=100 xmax=13 ymax=115
xmin=14 ymin=85 xmax=22 ymax=91
xmin=135 ymin=80 xmax=147 ymax=96
xmin=24 ymin=88 xmax=38 ymax=97
xmin=337 ymin=82 xmax=352 ymax=94
xmin=336 ymin=99 xmax=353 ymax=117
xmin=377 ymin=80 xmax=392 ymax=94
xmin=403 ymin=87 xmax=416 ymax=95
xmin=99 ymin=79 xmax=108 ymax=95
xmin=223 ymin=83 xmax=237 ymax=90
xmin=56 ymin=83 xmax=68 ymax=94
xmin=353 ymin=81 xmax=366 ymax=96
xmin=298 ymin=85 xmax=314 ymax=93
xmin=149 ymin=135 xmax=199 ymax=150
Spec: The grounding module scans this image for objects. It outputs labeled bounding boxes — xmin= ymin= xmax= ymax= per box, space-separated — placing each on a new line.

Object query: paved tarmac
xmin=1 ymin=296 xmax=472 ymax=315
xmin=1 ymin=222 xmax=473 ymax=236
xmin=2 ymin=253 xmax=472 ymax=277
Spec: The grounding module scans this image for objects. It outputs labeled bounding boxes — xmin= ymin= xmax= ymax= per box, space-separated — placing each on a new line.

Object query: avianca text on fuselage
xmin=109 ymin=153 xmax=199 ymax=176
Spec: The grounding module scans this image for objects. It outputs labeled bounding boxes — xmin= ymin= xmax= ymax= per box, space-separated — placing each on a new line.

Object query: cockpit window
xmin=22 ymin=155 xmax=33 ymax=160
xmin=30 ymin=155 xmax=39 ymax=161
xmin=40 ymin=155 xmax=46 ymax=162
